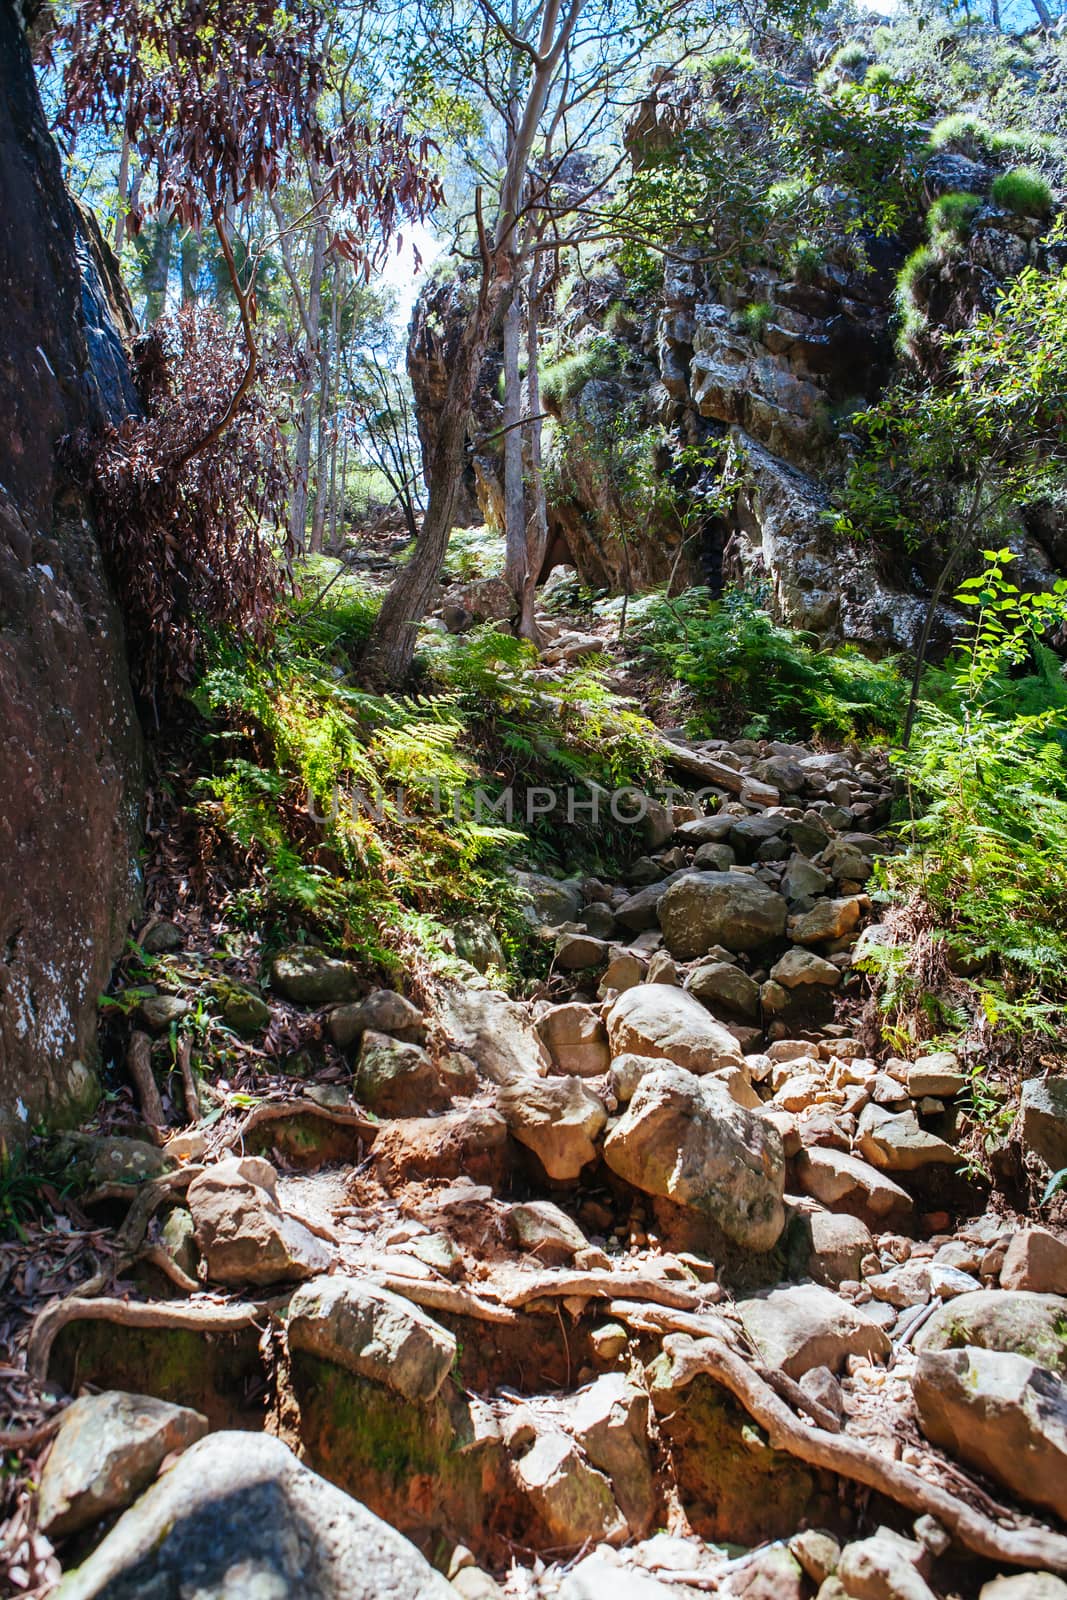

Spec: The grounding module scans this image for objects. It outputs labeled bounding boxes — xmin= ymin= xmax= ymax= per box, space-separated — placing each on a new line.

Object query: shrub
xmin=929 ymin=113 xmax=997 ymax=162
xmin=927 ymin=191 xmax=981 ymax=245
xmin=991 ymin=167 xmax=1053 ymax=219
xmin=702 ymin=45 xmax=756 ymax=87
xmin=789 ymin=239 xmax=823 ymax=284
xmin=740 ymin=301 xmax=773 ymax=339
xmin=637 ymin=585 xmax=906 ymax=742
xmin=863 ymin=64 xmax=896 ymax=95
xmin=832 ymin=40 xmax=869 ymax=75
xmin=895 ymin=244 xmax=936 ymax=315
xmin=540 ymin=338 xmax=620 ymax=412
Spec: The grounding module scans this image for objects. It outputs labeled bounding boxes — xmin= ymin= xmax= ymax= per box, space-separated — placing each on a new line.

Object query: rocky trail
xmin=3 ymin=578 xmax=1067 ymax=1600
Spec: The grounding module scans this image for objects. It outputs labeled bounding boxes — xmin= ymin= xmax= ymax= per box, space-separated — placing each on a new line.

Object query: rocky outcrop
xmin=0 ymin=0 xmax=141 ymax=1139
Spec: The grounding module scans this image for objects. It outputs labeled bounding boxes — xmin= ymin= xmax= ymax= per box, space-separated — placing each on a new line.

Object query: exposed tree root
xmin=501 ymin=1270 xmax=703 ymax=1312
xmin=127 ymin=1030 xmax=165 ymax=1130
xmin=377 ymin=1274 xmax=521 ymax=1325
xmin=28 ymin=1295 xmax=285 ymax=1380
xmin=215 ymin=1098 xmax=378 ymax=1153
xmin=621 ymin=1319 xmax=1067 ymax=1577
xmin=138 ymin=1243 xmax=201 ymax=1294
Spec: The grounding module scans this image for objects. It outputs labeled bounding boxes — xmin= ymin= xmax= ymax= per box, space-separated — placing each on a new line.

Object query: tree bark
xmin=519 ymin=262 xmax=548 ymax=642
xmin=288 ymin=217 xmax=327 ymax=553
xmin=502 ymin=285 xmax=526 ymax=594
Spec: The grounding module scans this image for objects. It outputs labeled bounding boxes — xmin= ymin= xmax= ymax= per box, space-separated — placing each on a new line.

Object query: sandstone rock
xmin=510 ymin=1426 xmax=627 ymax=1547
xmin=603 ymin=1065 xmax=785 ymax=1251
xmin=136 ymin=994 xmax=190 ymax=1032
xmin=370 ymin=1106 xmax=509 ymax=1190
xmin=1001 ymin=1229 xmax=1067 ymax=1295
xmin=187 ymin=1157 xmax=330 ymax=1285
xmin=906 ymin=1052 xmax=966 ymax=1099
xmin=328 ymin=990 xmax=424 ymax=1049
xmin=215 ymin=982 xmax=271 ymax=1035
xmin=790 ymin=1530 xmax=840 ymax=1586
xmin=606 ymin=984 xmax=744 ymax=1074
xmin=980 ymin=1576 xmax=1067 ymax=1599
xmin=559 ymin=1556 xmax=675 ymax=1598
xmin=856 ymin=1105 xmax=957 ymax=1172
xmin=498 ymin=1075 xmax=607 ymax=1180
xmin=356 ymin=1029 xmax=474 ymax=1116
xmin=795 ymin=1148 xmax=912 ymax=1226
xmin=269 ymin=946 xmax=361 ymax=1006
xmin=737 ymin=1283 xmax=890 ymax=1378
xmin=59 ymin=1133 xmax=170 ymax=1188
xmin=616 ymin=882 xmax=670 ymax=932
xmin=916 ymin=1290 xmax=1067 ymax=1376
xmin=770 ymin=948 xmax=841 ymax=989
xmin=438 ymin=985 xmax=552 ymax=1086
xmin=912 ymin=1347 xmax=1067 ymax=1523
xmin=1020 ymin=1077 xmax=1067 ymax=1171
xmin=141 ymin=922 xmax=183 ymax=955
xmin=808 ymin=1211 xmax=874 ymax=1286
xmin=454 ymin=917 xmax=507 ymax=973
xmin=835 ymin=1532 xmax=936 ymax=1600
xmin=287 ymin=1276 xmax=456 ymax=1402
xmin=787 ymin=898 xmax=863 ymax=945
xmin=591 ymin=1323 xmax=629 ymax=1361
xmin=38 ymin=1391 xmax=207 ymax=1538
xmin=54 ymin=1430 xmax=455 ymax=1600
xmin=782 ymin=856 xmax=832 ymax=902
xmin=511 ymin=1200 xmax=590 ymax=1263
xmin=598 ymin=952 xmax=646 ymax=996
xmin=658 ymin=872 xmax=787 ymax=959
xmin=159 ymin=1207 xmax=199 ymax=1280
xmin=537 ymin=1002 xmax=611 ymax=1076
xmin=693 ymin=841 xmax=736 ymax=871
xmin=686 ymin=960 xmax=761 ymax=1019
xmin=556 ymin=932 xmax=610 ymax=969
xmin=567 ymin=1374 xmax=654 ymax=1536
xmin=513 ymin=870 xmax=584 ymax=928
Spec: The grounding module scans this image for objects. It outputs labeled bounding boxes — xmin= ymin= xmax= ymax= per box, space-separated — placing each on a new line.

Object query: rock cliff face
xmin=0 ymin=0 xmax=142 ymax=1138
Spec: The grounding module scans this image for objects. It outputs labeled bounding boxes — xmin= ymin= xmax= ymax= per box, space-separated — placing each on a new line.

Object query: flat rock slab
xmin=55 ymin=1431 xmax=455 ymax=1600
xmin=287 ymin=1276 xmax=456 ymax=1403
xmin=38 ymin=1391 xmax=207 ymax=1538
xmin=736 ymin=1283 xmax=890 ymax=1378
xmin=916 ymin=1289 xmax=1067 ymax=1377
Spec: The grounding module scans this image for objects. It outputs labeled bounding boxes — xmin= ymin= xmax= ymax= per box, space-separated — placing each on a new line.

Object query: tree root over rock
xmin=618 ymin=1313 xmax=1067 ymax=1577
xmin=27 ymin=1294 xmax=286 ymax=1380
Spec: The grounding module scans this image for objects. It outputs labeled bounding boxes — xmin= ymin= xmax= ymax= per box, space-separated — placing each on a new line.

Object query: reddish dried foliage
xmin=66 ymin=309 xmax=296 ymax=712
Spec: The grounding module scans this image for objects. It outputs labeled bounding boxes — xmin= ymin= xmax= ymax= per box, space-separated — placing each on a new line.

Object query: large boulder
xmin=509 ymin=1425 xmax=626 ymax=1548
xmin=498 ymin=1075 xmax=607 ymax=1181
xmin=38 ymin=1392 xmax=207 ymax=1538
xmin=54 ymin=1430 xmax=456 ymax=1599
xmin=1020 ymin=1077 xmax=1067 ymax=1172
xmin=1001 ymin=1229 xmax=1067 ymax=1296
xmin=657 ymin=872 xmax=787 ymax=960
xmin=795 ymin=1147 xmax=913 ymax=1227
xmin=736 ymin=1284 xmax=890 ymax=1379
xmin=537 ymin=1002 xmax=611 ymax=1076
xmin=916 ymin=1290 xmax=1067 ymax=1377
xmin=437 ymin=984 xmax=552 ymax=1086
xmin=603 ymin=1065 xmax=785 ymax=1251
xmin=912 ymin=1347 xmax=1067 ymax=1523
xmin=513 ymin=871 xmax=584 ymax=928
xmin=286 ymin=1277 xmax=456 ymax=1403
xmin=269 ymin=946 xmax=362 ymax=1007
xmin=187 ymin=1156 xmax=331 ymax=1286
xmin=565 ymin=1374 xmax=654 ymax=1537
xmin=605 ymin=985 xmax=744 ymax=1075
xmin=355 ymin=1030 xmax=475 ymax=1116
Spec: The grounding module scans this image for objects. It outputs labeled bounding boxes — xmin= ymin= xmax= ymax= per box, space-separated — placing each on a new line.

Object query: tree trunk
xmin=288 ymin=218 xmax=327 ymax=552
xmin=1030 ymin=0 xmax=1053 ymax=26
xmin=180 ymin=230 xmax=199 ymax=306
xmin=519 ymin=264 xmax=548 ymax=642
xmin=362 ymin=289 xmax=499 ymax=684
xmin=309 ymin=304 xmax=333 ymax=553
xmin=141 ymin=221 xmax=171 ymax=325
xmin=502 ymin=285 xmax=526 ymax=595
xmin=113 ymin=127 xmax=130 ymax=256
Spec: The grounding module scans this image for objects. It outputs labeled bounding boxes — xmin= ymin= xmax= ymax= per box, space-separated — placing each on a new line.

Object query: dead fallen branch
xmin=127 ymin=1030 xmax=166 ymax=1130
xmin=177 ymin=1035 xmax=200 ymax=1122
xmin=638 ymin=1327 xmax=1067 ymax=1576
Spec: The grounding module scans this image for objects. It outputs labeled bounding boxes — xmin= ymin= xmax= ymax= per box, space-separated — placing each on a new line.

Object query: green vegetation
xmin=740 ymin=300 xmax=773 ymax=338
xmin=637 ymin=585 xmax=906 ymax=742
xmin=540 ymin=337 xmax=620 ymax=412
xmin=927 ymin=191 xmax=981 ymax=246
xmin=929 ymin=112 xmax=998 ymax=161
xmin=991 ymin=166 xmax=1053 ymax=218
xmin=788 ymin=239 xmax=823 ymax=284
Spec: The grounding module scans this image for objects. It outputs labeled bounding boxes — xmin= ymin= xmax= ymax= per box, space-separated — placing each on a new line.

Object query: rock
xmin=723 ymin=1544 xmax=806 ymax=1598
xmin=686 ymin=961 xmax=761 ymax=1019
xmin=59 ymin=1133 xmax=170 ymax=1188
xmin=808 ymin=1212 xmax=874 ymax=1286
xmin=787 ymin=898 xmax=863 ymax=945
xmin=286 ymin=1276 xmax=456 ymax=1403
xmin=54 ymin=1430 xmax=455 ymax=1600
xmin=693 ymin=841 xmax=735 ymax=871
xmin=136 ymin=994 xmax=190 ymax=1032
xmin=269 ymin=946 xmax=361 ymax=1006
xmin=801 ymin=1366 xmax=846 ymax=1424
xmin=38 ymin=1391 xmax=208 ymax=1538
xmin=606 ymin=983 xmax=744 ymax=1075
xmin=438 ymin=984 xmax=552 ymax=1086
xmin=510 ymin=1426 xmax=627 ymax=1547
xmin=912 ymin=1347 xmax=1067 ymax=1523
xmin=658 ymin=872 xmax=787 ymax=959
xmin=836 ymin=1532 xmax=936 ymax=1600
xmin=603 ymin=1065 xmax=785 ymax=1251
xmin=498 ymin=1075 xmax=607 ymax=1180
xmin=328 ymin=990 xmax=425 ymax=1049
xmin=790 ymin=1530 xmax=840 ymax=1586
xmin=1020 ymin=1077 xmax=1067 ymax=1171
xmin=453 ymin=1569 xmax=506 ymax=1600
xmin=514 ymin=870 xmax=584 ymax=928
xmin=215 ymin=982 xmax=271 ymax=1035
xmin=1001 ymin=1229 xmax=1067 ymax=1295
xmin=141 ymin=921 xmax=183 ymax=955
xmin=591 ymin=1323 xmax=629 ymax=1361
xmin=511 ymin=1200 xmax=590 ymax=1263
xmin=782 ymin=856 xmax=832 ymax=902
xmin=795 ymin=1148 xmax=913 ymax=1226
xmin=906 ymin=1052 xmax=966 ymax=1099
xmin=769 ymin=948 xmax=840 ymax=989
xmin=598 ymin=952 xmax=645 ymax=996
xmin=454 ymin=918 xmax=507 ymax=973
xmin=537 ymin=1002 xmax=611 ymax=1076
xmin=567 ymin=1374 xmax=654 ymax=1536
xmin=159 ymin=1207 xmax=199 ymax=1280
xmin=856 ymin=1105 xmax=957 ymax=1171
xmin=581 ymin=901 xmax=617 ymax=939
xmin=356 ymin=1029 xmax=474 ymax=1116
xmin=736 ymin=1284 xmax=890 ymax=1378
xmin=370 ymin=1106 xmax=509 ymax=1190
xmin=187 ymin=1156 xmax=331 ymax=1286
xmin=615 ymin=882 xmax=670 ymax=933
xmin=980 ymin=1577 xmax=1067 ymax=1599
xmin=559 ymin=1556 xmax=675 ymax=1598
xmin=916 ymin=1290 xmax=1067 ymax=1376
xmin=556 ymin=932 xmax=610 ymax=969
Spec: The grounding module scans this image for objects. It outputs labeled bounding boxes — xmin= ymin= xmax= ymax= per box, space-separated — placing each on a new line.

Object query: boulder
xmin=566 ymin=1374 xmax=654 ymax=1537
xmin=498 ymin=1075 xmax=607 ymax=1181
xmin=556 ymin=932 xmax=610 ymax=970
xmin=658 ymin=872 xmax=787 ymax=959
xmin=509 ymin=1426 xmax=626 ymax=1547
xmin=603 ymin=1065 xmax=785 ymax=1251
xmin=835 ymin=1532 xmax=937 ymax=1600
xmin=453 ymin=918 xmax=507 ymax=974
xmin=856 ymin=1105 xmax=957 ymax=1172
xmin=906 ymin=1052 xmax=966 ymax=1099
xmin=269 ymin=946 xmax=362 ymax=1007
xmin=795 ymin=1148 xmax=912 ymax=1226
xmin=980 ymin=1578 xmax=1067 ymax=1599
xmin=215 ymin=982 xmax=271 ymax=1036
xmin=686 ymin=961 xmax=761 ymax=1019
xmin=536 ymin=1002 xmax=611 ymax=1076
xmin=606 ymin=984 xmax=744 ymax=1075
xmin=787 ymin=898 xmax=863 ymax=945
xmin=328 ymin=990 xmax=425 ymax=1050
xmin=598 ymin=951 xmax=645 ymax=996
xmin=356 ymin=1030 xmax=474 ymax=1117
xmin=369 ymin=1106 xmax=509 ymax=1190
xmin=438 ymin=984 xmax=552 ymax=1086
xmin=911 ymin=1347 xmax=1067 ymax=1523
xmin=54 ymin=1430 xmax=455 ymax=1600
xmin=615 ymin=882 xmax=670 ymax=933
xmin=736 ymin=1284 xmax=890 ymax=1378
xmin=286 ymin=1276 xmax=456 ymax=1403
xmin=1001 ymin=1229 xmax=1067 ymax=1296
xmin=510 ymin=1200 xmax=590 ymax=1263
xmin=769 ymin=948 xmax=841 ymax=989
xmin=136 ymin=994 xmax=190 ymax=1032
xmin=187 ymin=1157 xmax=331 ymax=1286
xmin=1020 ymin=1077 xmax=1067 ymax=1172
xmin=38 ymin=1391 xmax=207 ymax=1538
xmin=513 ymin=871 xmax=584 ymax=928
xmin=808 ymin=1211 xmax=874 ymax=1286
xmin=916 ymin=1290 xmax=1067 ymax=1376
